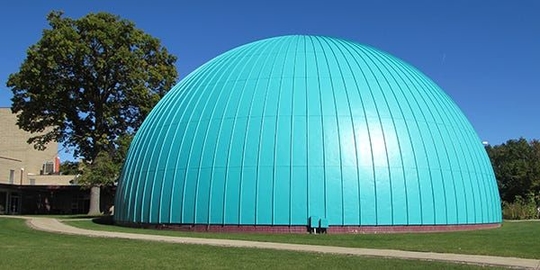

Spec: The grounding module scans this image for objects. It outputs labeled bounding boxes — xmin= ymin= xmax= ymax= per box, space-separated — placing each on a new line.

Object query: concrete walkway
xmin=15 ymin=217 xmax=540 ymax=269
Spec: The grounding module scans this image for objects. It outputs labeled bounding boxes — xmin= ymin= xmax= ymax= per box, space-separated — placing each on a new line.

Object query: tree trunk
xmin=87 ymin=186 xmax=101 ymax=215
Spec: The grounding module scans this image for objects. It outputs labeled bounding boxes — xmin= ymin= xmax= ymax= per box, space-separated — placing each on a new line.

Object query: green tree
xmin=59 ymin=160 xmax=81 ymax=175
xmin=486 ymin=138 xmax=540 ymax=204
xmin=530 ymin=140 xmax=540 ymax=197
xmin=78 ymin=151 xmax=121 ymax=214
xmin=7 ymin=11 xmax=178 ymax=215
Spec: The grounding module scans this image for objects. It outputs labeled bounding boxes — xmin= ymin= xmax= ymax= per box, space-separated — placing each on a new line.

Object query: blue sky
xmin=1 ymin=1 xmax=538 ymax=161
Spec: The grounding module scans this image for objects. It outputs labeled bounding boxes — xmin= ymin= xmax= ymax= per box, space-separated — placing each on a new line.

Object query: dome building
xmin=114 ymin=35 xmax=502 ymax=233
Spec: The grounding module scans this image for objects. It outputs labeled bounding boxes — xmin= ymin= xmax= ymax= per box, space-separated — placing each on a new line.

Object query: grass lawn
xmin=0 ymin=218 xmax=500 ymax=270
xmin=66 ymin=218 xmax=540 ymax=259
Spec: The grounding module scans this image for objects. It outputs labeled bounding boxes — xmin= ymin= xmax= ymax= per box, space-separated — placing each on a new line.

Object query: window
xmin=9 ymin=170 xmax=14 ymax=184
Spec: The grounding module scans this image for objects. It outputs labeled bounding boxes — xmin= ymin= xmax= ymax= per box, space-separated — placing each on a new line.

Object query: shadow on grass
xmin=64 ymin=215 xmax=105 ymax=219
xmin=92 ymin=215 xmax=114 ymax=225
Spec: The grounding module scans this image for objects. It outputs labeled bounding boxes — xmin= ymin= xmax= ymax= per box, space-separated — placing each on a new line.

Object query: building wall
xmin=0 ymin=108 xmax=116 ymax=215
xmin=0 ymin=108 xmax=59 ymax=185
xmin=28 ymin=175 xmax=77 ymax=186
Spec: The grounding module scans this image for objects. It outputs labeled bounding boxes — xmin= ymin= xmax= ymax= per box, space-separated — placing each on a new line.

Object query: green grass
xmin=66 ymin=219 xmax=540 ymax=259
xmin=0 ymin=218 xmax=497 ymax=270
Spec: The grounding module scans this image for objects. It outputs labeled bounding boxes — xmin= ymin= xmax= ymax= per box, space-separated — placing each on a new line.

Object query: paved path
xmin=14 ymin=217 xmax=540 ymax=269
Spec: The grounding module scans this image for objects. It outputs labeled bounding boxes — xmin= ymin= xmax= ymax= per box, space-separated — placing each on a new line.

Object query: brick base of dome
xmin=114 ymin=221 xmax=501 ymax=234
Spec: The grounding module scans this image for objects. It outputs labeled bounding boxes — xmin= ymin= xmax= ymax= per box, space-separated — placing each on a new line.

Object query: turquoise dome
xmin=114 ymin=35 xmax=501 ymax=228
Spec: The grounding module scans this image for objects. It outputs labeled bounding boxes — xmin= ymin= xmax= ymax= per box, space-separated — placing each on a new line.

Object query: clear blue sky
xmin=1 ymin=1 xmax=538 ymax=161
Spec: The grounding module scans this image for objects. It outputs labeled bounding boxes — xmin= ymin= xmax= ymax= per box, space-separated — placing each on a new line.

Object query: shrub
xmin=502 ymin=194 xmax=538 ymax=220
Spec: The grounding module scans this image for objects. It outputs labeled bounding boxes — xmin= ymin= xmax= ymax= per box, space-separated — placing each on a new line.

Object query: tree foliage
xmin=486 ymin=138 xmax=540 ymax=203
xmin=7 ymin=11 xmax=178 ymax=166
xmin=78 ymin=151 xmax=119 ymax=186
xmin=59 ymin=160 xmax=81 ymax=175
xmin=79 ymin=134 xmax=133 ymax=186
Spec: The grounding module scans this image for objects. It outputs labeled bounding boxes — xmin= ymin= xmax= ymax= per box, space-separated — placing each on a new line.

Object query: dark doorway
xmin=9 ymin=193 xmax=20 ymax=214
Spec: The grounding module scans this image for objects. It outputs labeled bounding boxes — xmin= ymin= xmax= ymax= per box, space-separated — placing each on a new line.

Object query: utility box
xmin=309 ymin=216 xmax=320 ymax=229
xmin=319 ymin=218 xmax=329 ymax=229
